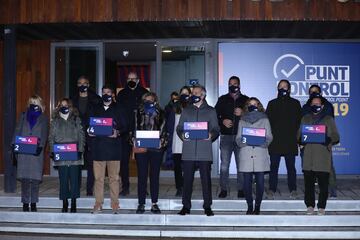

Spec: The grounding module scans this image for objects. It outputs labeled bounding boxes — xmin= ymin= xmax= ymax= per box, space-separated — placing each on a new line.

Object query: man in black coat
xmin=215 ymin=76 xmax=249 ymax=199
xmin=71 ymin=76 xmax=102 ymax=196
xmin=266 ymin=79 xmax=302 ymax=199
xmin=301 ymin=84 xmax=337 ymax=198
xmin=116 ymin=72 xmax=149 ymax=195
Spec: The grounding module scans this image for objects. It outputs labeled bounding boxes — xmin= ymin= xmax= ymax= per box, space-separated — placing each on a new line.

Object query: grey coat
xmin=49 ymin=112 xmax=85 ymax=166
xmin=176 ymin=101 xmax=220 ymax=162
xmin=235 ymin=112 xmax=273 ymax=172
xmin=12 ymin=111 xmax=49 ymax=181
xmin=298 ymin=114 xmax=340 ymax=173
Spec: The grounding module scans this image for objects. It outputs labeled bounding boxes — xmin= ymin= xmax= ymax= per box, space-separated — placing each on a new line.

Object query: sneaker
xmin=267 ymin=190 xmax=275 ymax=200
xmin=177 ymin=207 xmax=190 ymax=215
xmin=111 ymin=202 xmax=120 ymax=214
xmin=151 ymin=204 xmax=161 ymax=214
xmin=218 ymin=190 xmax=227 ymax=198
xmin=290 ymin=191 xmax=298 ymax=199
xmin=237 ymin=190 xmax=245 ymax=198
xmin=136 ymin=204 xmax=145 ymax=214
xmin=306 ymin=207 xmax=314 ymax=215
xmin=204 ymin=208 xmax=214 ymax=216
xmin=91 ymin=203 xmax=102 ymax=214
xmin=318 ymin=208 xmax=326 ymax=215
xmin=175 ymin=188 xmax=183 ymax=197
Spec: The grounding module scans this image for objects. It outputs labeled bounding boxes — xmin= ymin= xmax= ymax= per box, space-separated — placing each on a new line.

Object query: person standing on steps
xmin=215 ymin=76 xmax=249 ymax=199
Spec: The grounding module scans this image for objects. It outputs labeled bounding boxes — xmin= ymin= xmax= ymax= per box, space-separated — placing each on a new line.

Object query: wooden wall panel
xmin=0 ymin=41 xmax=3 ymax=173
xmin=16 ymin=40 xmax=51 ymax=175
xmin=0 ymin=0 xmax=359 ymax=24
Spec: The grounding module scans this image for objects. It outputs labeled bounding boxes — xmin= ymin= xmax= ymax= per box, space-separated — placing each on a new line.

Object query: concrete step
xmin=1 ymin=196 xmax=359 ymax=212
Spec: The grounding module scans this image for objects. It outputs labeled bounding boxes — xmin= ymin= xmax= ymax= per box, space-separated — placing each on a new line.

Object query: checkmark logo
xmin=281 ymin=64 xmax=300 ymax=78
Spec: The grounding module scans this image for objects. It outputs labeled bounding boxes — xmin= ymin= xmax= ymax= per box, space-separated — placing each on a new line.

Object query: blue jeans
xmin=243 ymin=172 xmax=265 ymax=207
xmin=219 ymin=135 xmax=243 ymax=191
xmin=269 ymin=154 xmax=297 ymax=192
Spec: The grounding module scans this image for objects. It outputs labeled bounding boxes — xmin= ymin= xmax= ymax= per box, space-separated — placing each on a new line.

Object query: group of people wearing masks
xmin=12 ymin=73 xmax=339 ymax=216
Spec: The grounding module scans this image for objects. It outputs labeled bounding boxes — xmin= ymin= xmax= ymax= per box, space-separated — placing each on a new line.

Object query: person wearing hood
xmin=266 ymin=79 xmax=302 ymax=199
xmin=176 ymin=85 xmax=220 ymax=216
xmin=298 ymin=96 xmax=340 ymax=215
xmin=71 ymin=76 xmax=102 ymax=196
xmin=116 ymin=72 xmax=149 ymax=196
xmin=12 ymin=95 xmax=48 ymax=212
xmin=215 ymin=76 xmax=249 ymax=199
xmin=301 ymin=84 xmax=337 ymax=198
xmin=89 ymin=85 xmax=128 ymax=214
xmin=236 ymin=98 xmax=273 ymax=215
xmin=48 ymin=98 xmax=85 ymax=213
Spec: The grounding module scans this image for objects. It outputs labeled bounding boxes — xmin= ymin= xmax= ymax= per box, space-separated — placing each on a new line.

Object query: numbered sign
xmin=14 ymin=136 xmax=39 ymax=154
xmin=53 ymin=143 xmax=78 ymax=161
xmin=241 ymin=127 xmax=266 ymax=146
xmin=183 ymin=122 xmax=208 ymax=140
xmin=301 ymin=125 xmax=326 ymax=144
xmin=135 ymin=131 xmax=160 ymax=148
xmin=89 ymin=117 xmax=113 ymax=136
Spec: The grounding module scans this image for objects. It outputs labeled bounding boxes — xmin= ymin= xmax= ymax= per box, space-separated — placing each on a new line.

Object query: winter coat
xmin=12 ymin=111 xmax=49 ymax=181
xmin=116 ymin=85 xmax=149 ymax=132
xmin=48 ymin=111 xmax=85 ymax=166
xmin=215 ymin=93 xmax=249 ymax=135
xmin=298 ymin=113 xmax=340 ymax=173
xmin=176 ymin=101 xmax=220 ymax=162
xmin=132 ymin=103 xmax=168 ymax=152
xmin=235 ymin=111 xmax=273 ymax=172
xmin=88 ymin=102 xmax=128 ymax=161
xmin=266 ymin=95 xmax=302 ymax=155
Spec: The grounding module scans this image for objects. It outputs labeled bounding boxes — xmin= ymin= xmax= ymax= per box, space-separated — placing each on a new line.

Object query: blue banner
xmin=218 ymin=42 xmax=360 ymax=174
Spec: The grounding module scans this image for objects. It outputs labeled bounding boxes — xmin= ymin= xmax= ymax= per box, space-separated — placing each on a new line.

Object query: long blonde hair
xmin=28 ymin=95 xmax=45 ymax=112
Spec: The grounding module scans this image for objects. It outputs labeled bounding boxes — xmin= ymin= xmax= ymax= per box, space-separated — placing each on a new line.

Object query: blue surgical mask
xmin=29 ymin=104 xmax=41 ymax=112
xmin=278 ymin=88 xmax=289 ymax=97
xmin=311 ymin=105 xmax=322 ymax=114
xmin=59 ymin=106 xmax=69 ymax=114
xmin=229 ymin=85 xmax=240 ymax=94
xmin=191 ymin=95 xmax=201 ymax=104
xmin=102 ymin=94 xmax=112 ymax=103
xmin=144 ymin=101 xmax=156 ymax=115
xmin=78 ymin=85 xmax=88 ymax=93
xmin=248 ymin=105 xmax=258 ymax=112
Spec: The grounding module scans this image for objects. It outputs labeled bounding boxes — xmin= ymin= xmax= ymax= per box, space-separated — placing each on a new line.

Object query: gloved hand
xmin=50 ymin=152 xmax=55 ymax=159
xmin=78 ymin=152 xmax=83 ymax=160
xmin=34 ymin=147 xmax=43 ymax=156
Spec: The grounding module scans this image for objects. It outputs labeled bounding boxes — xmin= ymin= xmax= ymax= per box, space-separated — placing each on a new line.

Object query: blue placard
xmin=135 ymin=131 xmax=160 ymax=148
xmin=241 ymin=127 xmax=266 ymax=146
xmin=183 ymin=122 xmax=208 ymax=140
xmin=14 ymin=136 xmax=39 ymax=154
xmin=301 ymin=125 xmax=326 ymax=144
xmin=53 ymin=143 xmax=78 ymax=161
xmin=89 ymin=117 xmax=113 ymax=136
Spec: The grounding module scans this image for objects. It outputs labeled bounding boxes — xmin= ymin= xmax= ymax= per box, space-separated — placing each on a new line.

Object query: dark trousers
xmin=172 ymin=153 xmax=183 ymax=190
xmin=303 ymin=170 xmax=329 ymax=209
xmin=182 ymin=161 xmax=212 ymax=209
xmin=243 ymin=172 xmax=265 ymax=207
xmin=58 ymin=165 xmax=81 ymax=200
xmin=135 ymin=151 xmax=163 ymax=205
xmin=85 ymin=149 xmax=94 ymax=195
xmin=269 ymin=154 xmax=297 ymax=192
xmin=20 ymin=179 xmax=40 ymax=204
xmin=120 ymin=137 xmax=131 ymax=191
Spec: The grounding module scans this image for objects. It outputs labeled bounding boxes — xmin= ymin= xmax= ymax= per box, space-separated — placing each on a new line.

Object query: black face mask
xmin=278 ymin=88 xmax=289 ymax=97
xmin=191 ymin=95 xmax=201 ymax=104
xmin=229 ymin=85 xmax=240 ymax=94
xmin=78 ymin=85 xmax=88 ymax=93
xmin=59 ymin=106 xmax=69 ymax=114
xmin=127 ymin=81 xmax=137 ymax=89
xmin=102 ymin=94 xmax=112 ymax=103
xmin=29 ymin=104 xmax=41 ymax=112
xmin=180 ymin=94 xmax=190 ymax=103
xmin=311 ymin=105 xmax=322 ymax=114
xmin=248 ymin=105 xmax=258 ymax=112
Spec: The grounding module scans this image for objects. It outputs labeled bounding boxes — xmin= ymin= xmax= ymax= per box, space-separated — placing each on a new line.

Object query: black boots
xmin=253 ymin=205 xmax=261 ymax=215
xmin=62 ymin=199 xmax=68 ymax=212
xmin=30 ymin=203 xmax=37 ymax=212
xmin=70 ymin=198 xmax=77 ymax=213
xmin=246 ymin=205 xmax=253 ymax=215
xmin=23 ymin=203 xmax=29 ymax=212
